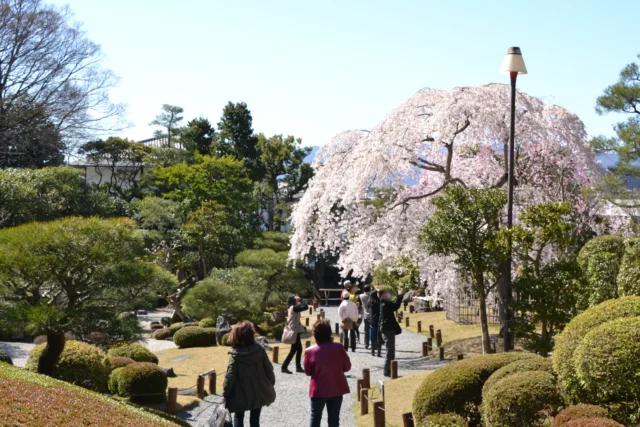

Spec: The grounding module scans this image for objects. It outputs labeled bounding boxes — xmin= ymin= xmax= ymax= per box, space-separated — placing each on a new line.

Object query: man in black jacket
xmin=379 ymin=289 xmax=404 ymax=377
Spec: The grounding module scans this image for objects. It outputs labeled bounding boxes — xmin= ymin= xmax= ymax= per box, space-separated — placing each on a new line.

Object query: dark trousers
xmin=234 ymin=407 xmax=262 ymax=427
xmin=363 ymin=319 xmax=370 ymax=348
xmin=382 ymin=330 xmax=396 ymax=377
xmin=310 ymin=396 xmax=343 ymax=427
xmin=282 ymin=333 xmax=302 ymax=370
xmin=342 ymin=326 xmax=356 ymax=352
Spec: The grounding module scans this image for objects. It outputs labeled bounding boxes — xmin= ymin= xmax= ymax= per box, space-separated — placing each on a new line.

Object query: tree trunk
xmin=477 ymin=289 xmax=493 ymax=354
xmin=37 ymin=331 xmax=66 ymax=376
xmin=312 ymin=256 xmax=326 ymax=291
xmin=167 ymin=294 xmax=190 ymax=322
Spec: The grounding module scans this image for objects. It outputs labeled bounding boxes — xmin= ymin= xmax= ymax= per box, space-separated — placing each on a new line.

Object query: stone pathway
xmin=180 ymin=306 xmax=449 ymax=427
xmin=0 ymin=341 xmax=34 ymax=368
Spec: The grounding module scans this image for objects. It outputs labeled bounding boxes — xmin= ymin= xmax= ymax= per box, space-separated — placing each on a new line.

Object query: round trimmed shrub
xmin=168 ymin=322 xmax=184 ymax=336
xmin=108 ymin=343 xmax=158 ymax=364
xmin=173 ymin=326 xmax=215 ymax=348
xmin=421 ymin=413 xmax=467 ymax=426
xmin=198 ymin=318 xmax=215 ymax=328
xmin=561 ymin=419 xmax=623 ymax=427
xmin=153 ymin=327 xmax=171 ymax=340
xmin=150 ymin=324 xmax=164 ymax=331
xmin=617 ymin=238 xmax=640 ymax=297
xmin=412 ymin=352 xmax=537 ymax=425
xmin=33 ymin=335 xmax=47 ymax=345
xmin=482 ymin=371 xmax=561 ymax=427
xmin=573 ymin=316 xmax=640 ymax=418
xmin=553 ymin=296 xmax=640 ymax=403
xmin=108 ymin=356 xmax=135 ymax=370
xmin=553 ymin=405 xmax=609 ymax=426
xmin=25 ymin=341 xmax=110 ymax=392
xmin=221 ymin=333 xmax=231 ymax=347
xmin=0 ymin=349 xmax=12 ymax=365
xmin=108 ymin=362 xmax=167 ymax=402
xmin=482 ymin=356 xmax=553 ymax=397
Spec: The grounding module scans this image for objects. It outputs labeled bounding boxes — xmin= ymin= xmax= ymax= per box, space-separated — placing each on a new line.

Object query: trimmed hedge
xmin=108 ymin=343 xmax=158 ymax=364
xmin=482 ymin=356 xmax=553 ymax=397
xmin=576 ymin=235 xmax=625 ymax=309
xmin=573 ymin=316 xmax=640 ymax=420
xmin=153 ymin=327 xmax=171 ymax=340
xmin=108 ymin=356 xmax=135 ymax=370
xmin=553 ymin=296 xmax=640 ymax=403
xmin=482 ymin=371 xmax=561 ymax=427
xmin=150 ymin=324 xmax=164 ymax=331
xmin=173 ymin=326 xmax=217 ymax=348
xmin=168 ymin=322 xmax=184 ymax=335
xmin=421 ymin=413 xmax=468 ymax=426
xmin=553 ymin=405 xmax=609 ymax=426
xmin=618 ymin=238 xmax=640 ymax=297
xmin=412 ymin=352 xmax=536 ymax=425
xmin=561 ymin=419 xmax=624 ymax=427
xmin=198 ymin=318 xmax=216 ymax=328
xmin=221 ymin=333 xmax=231 ymax=347
xmin=0 ymin=349 xmax=12 ymax=365
xmin=108 ymin=362 xmax=167 ymax=402
xmin=0 ymin=363 xmax=177 ymax=426
xmin=25 ymin=341 xmax=111 ymax=393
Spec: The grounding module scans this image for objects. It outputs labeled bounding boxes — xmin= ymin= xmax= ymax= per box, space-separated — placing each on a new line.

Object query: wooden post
xmin=373 ymin=400 xmax=385 ymax=427
xmin=391 ymin=360 xmax=398 ymax=379
xmin=422 ymin=341 xmax=429 ymax=357
xmin=357 ymin=379 xmax=363 ymax=402
xmin=409 ymin=305 xmax=415 ymax=313
xmin=417 ymin=321 xmax=422 ymax=333
xmin=439 ymin=346 xmax=445 ymax=361
xmin=360 ymin=388 xmax=369 ymax=415
xmin=316 ymin=314 xmax=321 ymax=321
xmin=457 ymin=353 xmax=464 ymax=360
xmin=305 ymin=340 xmax=311 ymax=349
xmin=309 ymin=307 xmax=313 ymax=315
xmin=335 ymin=322 xmax=339 ymax=335
xmin=362 ymin=368 xmax=371 ymax=390
xmin=402 ymin=413 xmax=415 ymax=427
xmin=208 ymin=371 xmax=216 ymax=395
xmin=405 ymin=317 xmax=410 ymax=327
xmin=427 ymin=337 xmax=433 ymax=351
xmin=436 ymin=329 xmax=442 ymax=347
xmin=166 ymin=386 xmax=177 ymax=414
xmin=272 ymin=346 xmax=279 ymax=363
xmin=340 ymin=332 xmax=344 ymax=345
xmin=197 ymin=375 xmax=205 ymax=399
xmin=398 ymin=311 xmax=403 ymax=322
xmin=429 ymin=325 xmax=434 ymax=338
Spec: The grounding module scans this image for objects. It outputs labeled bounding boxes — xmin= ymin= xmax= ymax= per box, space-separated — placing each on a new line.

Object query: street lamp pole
xmin=500 ymin=47 xmax=527 ymax=352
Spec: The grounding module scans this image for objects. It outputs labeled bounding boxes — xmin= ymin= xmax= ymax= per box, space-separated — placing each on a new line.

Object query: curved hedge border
xmin=482 ymin=355 xmax=553 ymax=397
xmin=421 ymin=413 xmax=467 ymax=426
xmin=108 ymin=362 xmax=167 ymax=402
xmin=108 ymin=343 xmax=158 ymax=364
xmin=173 ymin=326 xmax=216 ymax=348
xmin=412 ymin=352 xmax=536 ymax=424
xmin=553 ymin=405 xmax=609 ymax=426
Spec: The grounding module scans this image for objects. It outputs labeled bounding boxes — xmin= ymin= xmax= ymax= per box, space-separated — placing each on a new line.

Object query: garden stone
xmin=136 ymin=310 xmax=147 ymax=315
xmin=162 ymin=367 xmax=176 ymax=378
xmin=255 ymin=336 xmax=272 ymax=350
xmin=216 ymin=316 xmax=231 ymax=344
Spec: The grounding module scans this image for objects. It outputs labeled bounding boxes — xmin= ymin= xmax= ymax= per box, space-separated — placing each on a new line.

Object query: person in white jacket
xmin=338 ymin=290 xmax=359 ymax=352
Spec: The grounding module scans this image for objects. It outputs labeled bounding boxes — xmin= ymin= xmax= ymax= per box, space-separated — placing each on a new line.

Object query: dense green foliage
xmin=618 ymin=238 xmax=640 ymax=297
xmin=421 ymin=413 xmax=468 ymax=426
xmin=412 ymin=352 xmax=536 ymax=425
xmin=553 ymin=405 xmax=610 ymax=426
xmin=108 ymin=362 xmax=167 ymax=402
xmin=199 ymin=318 xmax=216 ymax=328
xmin=573 ymin=316 xmax=640 ymax=422
xmin=576 ymin=236 xmax=626 ymax=309
xmin=0 ymin=363 xmax=177 ymax=426
xmin=173 ymin=326 xmax=217 ymax=348
xmin=419 ymin=186 xmax=508 ymax=353
xmin=0 ymin=350 xmax=12 ymax=365
xmin=372 ymin=257 xmax=421 ymax=293
xmin=26 ymin=341 xmax=111 ymax=393
xmin=482 ymin=356 xmax=553 ymax=397
xmin=108 ymin=343 xmax=158 ymax=364
xmin=559 ymin=419 xmax=623 ymax=427
xmin=552 ymin=297 xmax=640 ymax=405
xmin=108 ymin=356 xmax=135 ymax=370
xmin=481 ymin=371 xmax=561 ymax=427
xmin=221 ymin=333 xmax=231 ymax=347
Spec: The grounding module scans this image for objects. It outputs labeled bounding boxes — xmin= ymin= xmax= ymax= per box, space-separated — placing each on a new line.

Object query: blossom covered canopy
xmin=290 ymin=84 xmax=601 ymax=296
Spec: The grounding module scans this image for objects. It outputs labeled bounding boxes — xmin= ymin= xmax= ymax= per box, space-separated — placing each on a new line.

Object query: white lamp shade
xmin=500 ymin=47 xmax=527 ymax=74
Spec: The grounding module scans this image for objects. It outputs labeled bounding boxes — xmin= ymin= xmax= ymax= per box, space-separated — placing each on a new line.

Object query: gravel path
xmin=0 ymin=342 xmax=35 ymax=368
xmin=181 ymin=306 xmax=449 ymax=427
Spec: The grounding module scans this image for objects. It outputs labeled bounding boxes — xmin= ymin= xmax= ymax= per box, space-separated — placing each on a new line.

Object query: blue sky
xmin=52 ymin=0 xmax=639 ymax=148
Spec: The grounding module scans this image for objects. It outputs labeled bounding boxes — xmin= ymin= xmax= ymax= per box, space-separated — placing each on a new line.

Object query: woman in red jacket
xmin=304 ymin=320 xmax=351 ymax=427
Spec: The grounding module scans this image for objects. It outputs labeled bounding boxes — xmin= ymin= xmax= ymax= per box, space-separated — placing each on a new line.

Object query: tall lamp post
xmin=500 ymin=47 xmax=527 ymax=352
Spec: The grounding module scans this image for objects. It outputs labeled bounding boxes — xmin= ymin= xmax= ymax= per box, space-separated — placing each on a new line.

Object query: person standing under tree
xmin=358 ymin=285 xmax=372 ymax=350
xmin=223 ymin=321 xmax=276 ymax=427
xmin=379 ymin=289 xmax=404 ymax=377
xmin=338 ymin=290 xmax=358 ymax=352
xmin=368 ymin=290 xmax=382 ymax=357
xmin=281 ymin=294 xmax=308 ymax=374
xmin=304 ymin=320 xmax=351 ymax=427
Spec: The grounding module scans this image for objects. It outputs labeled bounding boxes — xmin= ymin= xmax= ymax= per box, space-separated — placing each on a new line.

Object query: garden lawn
xmin=0 ymin=362 xmax=179 ymax=426
xmin=355 ymin=370 xmax=434 ymax=427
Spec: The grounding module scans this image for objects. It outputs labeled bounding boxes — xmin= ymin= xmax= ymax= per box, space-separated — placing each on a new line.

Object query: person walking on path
xmin=379 ymin=289 xmax=404 ymax=377
xmin=338 ymin=290 xmax=358 ymax=352
xmin=281 ymin=294 xmax=308 ymax=374
xmin=344 ymin=281 xmax=361 ymax=342
xmin=358 ymin=285 xmax=372 ymax=350
xmin=368 ymin=290 xmax=382 ymax=357
xmin=304 ymin=320 xmax=351 ymax=427
xmin=223 ymin=321 xmax=276 ymax=427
